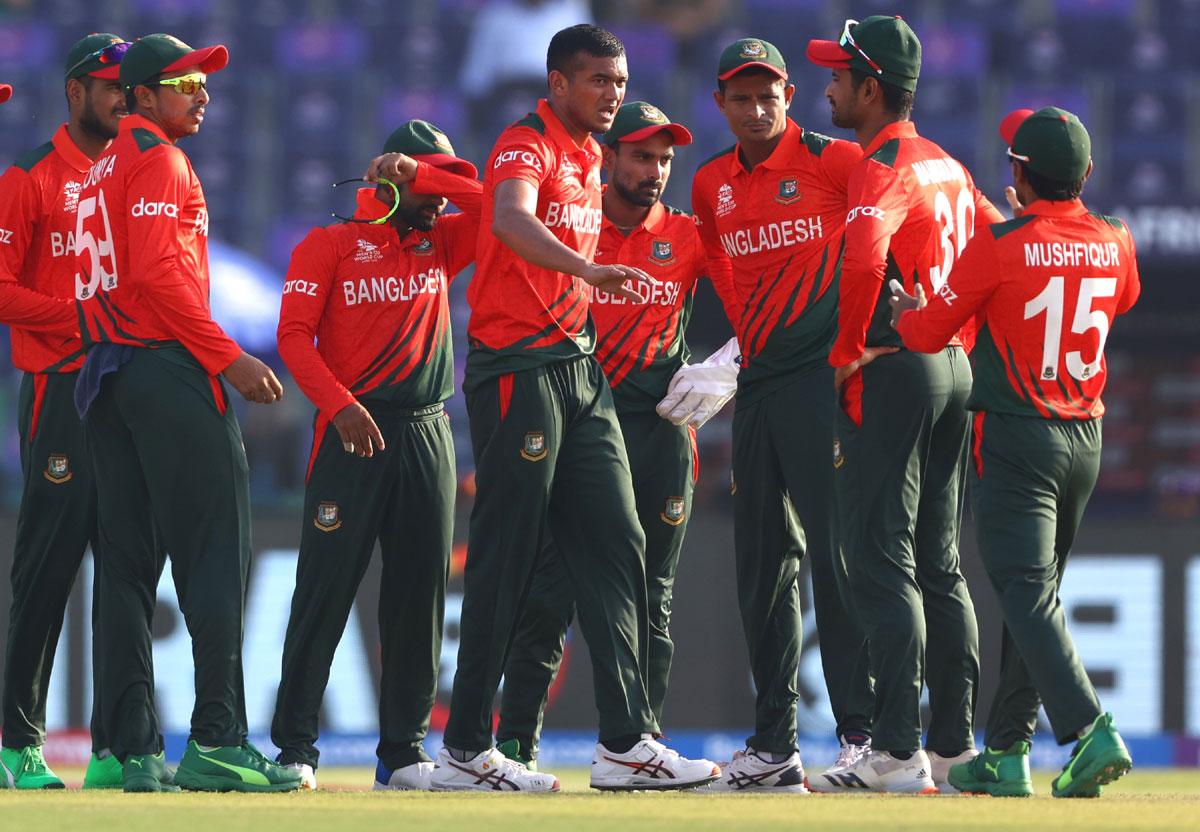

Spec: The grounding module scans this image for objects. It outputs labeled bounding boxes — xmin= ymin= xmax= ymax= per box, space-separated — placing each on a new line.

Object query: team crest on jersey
xmin=716 ymin=183 xmax=736 ymax=217
xmin=44 ymin=454 xmax=72 ymax=484
xmin=660 ymin=496 xmax=686 ymax=526
xmin=776 ymin=179 xmax=801 ymax=205
xmin=354 ymin=239 xmax=384 ymax=263
xmin=649 ymin=239 xmax=676 ymax=266
xmin=740 ymin=40 xmax=767 ymax=59
xmin=833 ymin=438 xmax=844 ymax=469
xmin=314 ymin=501 xmax=342 ymax=531
xmin=413 ymin=237 xmax=434 ymax=256
xmin=521 ymin=431 xmax=548 ymax=462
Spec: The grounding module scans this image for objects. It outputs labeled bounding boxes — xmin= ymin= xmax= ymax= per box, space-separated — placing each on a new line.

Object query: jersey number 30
xmin=1023 ymin=276 xmax=1117 ymax=382
xmin=74 ymin=189 xmax=119 ymax=300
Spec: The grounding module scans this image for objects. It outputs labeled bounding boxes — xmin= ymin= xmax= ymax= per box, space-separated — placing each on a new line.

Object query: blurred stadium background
xmin=0 ymin=0 xmax=1198 ymax=772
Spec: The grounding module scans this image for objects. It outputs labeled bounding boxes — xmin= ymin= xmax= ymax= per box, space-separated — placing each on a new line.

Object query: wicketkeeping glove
xmin=655 ymin=337 xmax=741 ymax=429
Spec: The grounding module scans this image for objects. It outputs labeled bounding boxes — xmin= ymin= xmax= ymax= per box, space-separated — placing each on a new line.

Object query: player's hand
xmin=331 ymin=401 xmax=385 ymax=458
xmin=579 ymin=262 xmax=657 ymax=303
xmin=364 ymin=152 xmax=418 ymax=185
xmin=1005 ymin=186 xmax=1025 ymax=218
xmin=833 ymin=345 xmax=900 ymax=390
xmin=887 ymin=278 xmax=927 ymax=328
xmin=222 ymin=352 xmax=284 ymax=404
xmin=656 ymin=338 xmax=740 ymax=428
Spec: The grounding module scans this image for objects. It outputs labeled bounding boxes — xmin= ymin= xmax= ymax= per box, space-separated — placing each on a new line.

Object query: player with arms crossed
xmin=418 ymin=25 xmax=718 ymax=792
xmin=891 ymin=107 xmax=1138 ymax=798
xmin=806 ymin=16 xmax=1002 ymax=792
xmin=72 ymin=34 xmax=298 ymax=793
xmin=688 ymin=38 xmax=874 ymax=792
xmin=492 ymin=101 xmax=739 ymax=769
xmin=272 ymin=121 xmax=480 ymax=792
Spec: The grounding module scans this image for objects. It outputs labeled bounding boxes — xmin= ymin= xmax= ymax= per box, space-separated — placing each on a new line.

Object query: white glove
xmin=656 ymin=337 xmax=740 ymax=429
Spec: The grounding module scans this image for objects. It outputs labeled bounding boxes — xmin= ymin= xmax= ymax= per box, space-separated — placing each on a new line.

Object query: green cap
xmin=805 ymin=16 xmax=922 ymax=92
xmin=382 ymin=120 xmax=478 ymax=179
xmin=1000 ymin=107 xmax=1092 ymax=182
xmin=119 ymin=33 xmax=229 ymax=91
xmin=602 ymin=101 xmax=693 ymax=146
xmin=717 ymin=38 xmax=787 ymax=82
xmin=65 ymin=33 xmax=127 ymax=81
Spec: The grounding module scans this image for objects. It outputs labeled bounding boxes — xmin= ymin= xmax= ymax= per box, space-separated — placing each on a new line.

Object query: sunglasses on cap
xmin=156 ymin=72 xmax=207 ymax=95
xmin=65 ymin=40 xmax=130 ymax=79
xmin=840 ymin=19 xmax=883 ymax=76
xmin=331 ymin=177 xmax=401 ymax=225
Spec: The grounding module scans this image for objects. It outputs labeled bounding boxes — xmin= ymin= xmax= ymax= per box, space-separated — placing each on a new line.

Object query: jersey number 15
xmin=1023 ymin=275 xmax=1117 ymax=382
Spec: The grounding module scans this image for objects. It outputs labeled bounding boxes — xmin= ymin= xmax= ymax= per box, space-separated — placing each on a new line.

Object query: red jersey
xmin=0 ymin=125 xmax=94 ymax=372
xmin=692 ymin=119 xmax=861 ymax=402
xmin=277 ymin=162 xmax=481 ymax=417
xmin=896 ymin=199 xmax=1140 ymax=420
xmin=834 ymin=121 xmax=1004 ymax=368
xmin=466 ymin=99 xmax=603 ymax=386
xmin=74 ymin=115 xmax=240 ymax=376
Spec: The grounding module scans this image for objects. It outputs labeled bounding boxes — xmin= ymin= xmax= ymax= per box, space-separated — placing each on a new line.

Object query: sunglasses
xmin=65 ymin=41 xmax=130 ymax=78
xmin=331 ymin=177 xmax=401 ymax=225
xmin=840 ymin=19 xmax=883 ymax=76
xmin=157 ymin=72 xmax=207 ymax=95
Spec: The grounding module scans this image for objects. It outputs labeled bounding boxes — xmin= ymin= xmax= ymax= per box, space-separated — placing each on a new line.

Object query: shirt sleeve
xmin=690 ymin=174 xmax=740 ymax=331
xmin=896 ymin=232 xmax=998 ymax=353
xmin=831 ymin=159 xmax=909 ymax=367
xmin=0 ymin=166 xmax=77 ymax=333
xmin=1116 ymin=221 xmax=1141 ymax=315
xmin=488 ymin=130 xmax=555 ymax=189
xmin=276 ymin=227 xmax=357 ymax=416
xmin=125 ymin=150 xmax=241 ymax=374
xmin=974 ymin=187 xmax=1007 ymax=227
xmin=412 ymin=162 xmax=482 ymax=279
xmin=823 ymin=137 xmax=865 ymax=191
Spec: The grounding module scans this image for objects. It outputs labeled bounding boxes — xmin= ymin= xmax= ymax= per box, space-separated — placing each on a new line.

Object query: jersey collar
xmin=732 ymin=118 xmax=802 ymax=176
xmin=121 ymin=114 xmax=171 ymax=144
xmin=1023 ymin=198 xmax=1088 ymax=218
xmin=51 ymin=124 xmax=95 ymax=173
xmin=862 ymin=120 xmax=918 ymax=158
xmin=536 ymin=98 xmax=601 ymax=163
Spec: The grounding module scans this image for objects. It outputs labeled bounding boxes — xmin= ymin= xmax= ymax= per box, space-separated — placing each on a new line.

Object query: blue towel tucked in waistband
xmin=74 ymin=343 xmax=134 ymax=419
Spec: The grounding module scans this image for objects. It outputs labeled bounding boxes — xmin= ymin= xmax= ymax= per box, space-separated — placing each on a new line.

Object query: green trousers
xmin=732 ymin=367 xmax=873 ymax=754
xmin=271 ymin=403 xmax=453 ymax=770
xmin=3 ymin=372 xmax=103 ymax=750
xmin=85 ymin=347 xmax=252 ymax=759
xmin=445 ymin=356 xmax=656 ymax=750
xmin=974 ymin=412 xmax=1103 ymax=748
xmin=495 ymin=408 xmax=695 ymax=757
xmin=837 ymin=346 xmax=980 ymax=754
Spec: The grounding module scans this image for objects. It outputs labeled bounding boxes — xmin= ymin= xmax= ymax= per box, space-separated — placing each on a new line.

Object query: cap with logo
xmin=602 ymin=101 xmax=692 ymax=146
xmin=65 ymin=33 xmax=128 ymax=81
xmin=717 ymin=37 xmax=787 ymax=82
xmin=120 ymin=33 xmax=229 ymax=91
xmin=383 ymin=119 xmax=478 ymax=179
xmin=806 ymin=16 xmax=922 ymax=93
xmin=0 ymin=84 xmax=10 ymax=104
xmin=1000 ymin=107 xmax=1091 ymax=182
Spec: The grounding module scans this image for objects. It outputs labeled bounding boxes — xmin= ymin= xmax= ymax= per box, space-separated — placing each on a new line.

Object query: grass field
xmin=3 ymin=767 xmax=1198 ymax=830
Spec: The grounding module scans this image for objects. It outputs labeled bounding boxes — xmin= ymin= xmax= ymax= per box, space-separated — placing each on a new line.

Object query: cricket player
xmin=411 ymin=24 xmax=717 ymax=791
xmin=686 ymin=38 xmax=874 ymax=792
xmin=492 ymin=101 xmax=739 ymax=768
xmin=891 ymin=107 xmax=1138 ymax=798
xmin=0 ymin=34 xmax=142 ymax=791
xmin=271 ymin=121 xmax=481 ymax=792
xmin=72 ymin=34 xmax=299 ymax=793
xmin=806 ymin=16 xmax=1003 ymax=792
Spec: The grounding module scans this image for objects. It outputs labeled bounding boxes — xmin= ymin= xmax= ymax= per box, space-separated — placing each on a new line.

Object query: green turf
xmin=2 ymin=768 xmax=1198 ymax=831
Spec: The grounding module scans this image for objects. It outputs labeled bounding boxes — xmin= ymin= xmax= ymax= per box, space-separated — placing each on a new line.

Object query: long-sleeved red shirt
xmin=834 ymin=120 xmax=1004 ymax=369
xmin=74 ymin=114 xmax=241 ymax=375
xmin=896 ymin=199 xmax=1140 ymax=420
xmin=692 ymin=119 xmax=861 ymax=402
xmin=277 ymin=162 xmax=481 ymax=417
xmin=0 ymin=125 xmax=93 ymax=372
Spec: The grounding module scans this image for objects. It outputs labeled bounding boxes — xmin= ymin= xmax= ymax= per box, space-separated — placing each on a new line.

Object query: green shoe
xmin=0 ymin=745 xmax=65 ymax=790
xmin=175 ymin=740 xmax=303 ymax=793
xmin=123 ymin=751 xmax=179 ymax=793
xmin=948 ymin=741 xmax=1033 ymax=797
xmin=84 ymin=752 xmax=124 ymax=789
xmin=1052 ymin=713 xmax=1133 ymax=798
xmin=496 ymin=738 xmax=537 ymax=771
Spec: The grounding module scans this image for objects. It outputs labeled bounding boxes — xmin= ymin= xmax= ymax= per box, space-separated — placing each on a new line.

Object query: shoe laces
xmin=833 ymin=742 xmax=867 ymax=769
xmin=20 ymin=746 xmax=48 ymax=774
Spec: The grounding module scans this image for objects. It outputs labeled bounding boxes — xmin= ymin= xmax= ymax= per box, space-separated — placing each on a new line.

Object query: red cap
xmin=413 ymin=153 xmax=478 ymax=179
xmin=618 ymin=122 xmax=693 ymax=145
xmin=163 ymin=43 xmax=229 ymax=75
xmin=805 ymin=39 xmax=853 ymax=69
xmin=999 ymin=108 xmax=1036 ymax=146
xmin=0 ymin=84 xmax=11 ymax=104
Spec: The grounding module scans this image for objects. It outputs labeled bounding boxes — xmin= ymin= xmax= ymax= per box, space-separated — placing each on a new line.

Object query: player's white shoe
xmin=429 ymin=747 xmax=560 ymax=792
xmin=590 ymin=736 xmax=720 ymax=791
xmin=283 ymin=762 xmax=317 ymax=790
xmin=373 ymin=760 xmax=435 ymax=791
xmin=703 ymin=748 xmax=807 ymax=793
xmin=809 ymin=735 xmax=872 ymax=793
xmin=927 ymin=749 xmax=978 ymax=794
xmin=832 ymin=749 xmax=938 ymax=794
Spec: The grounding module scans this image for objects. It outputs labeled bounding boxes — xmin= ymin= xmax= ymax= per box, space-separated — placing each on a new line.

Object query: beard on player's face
xmin=394 ymin=192 xmax=445 ymax=232
xmin=611 ymin=173 xmax=661 ymax=208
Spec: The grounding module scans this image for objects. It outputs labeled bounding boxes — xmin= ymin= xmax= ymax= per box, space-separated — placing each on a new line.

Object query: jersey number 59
xmin=74 ymin=189 xmax=119 ymax=300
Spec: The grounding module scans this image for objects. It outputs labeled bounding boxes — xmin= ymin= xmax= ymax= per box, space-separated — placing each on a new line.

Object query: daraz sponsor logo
xmin=494 ymin=149 xmax=543 ymax=173
xmin=131 ymin=197 xmax=179 ymax=218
